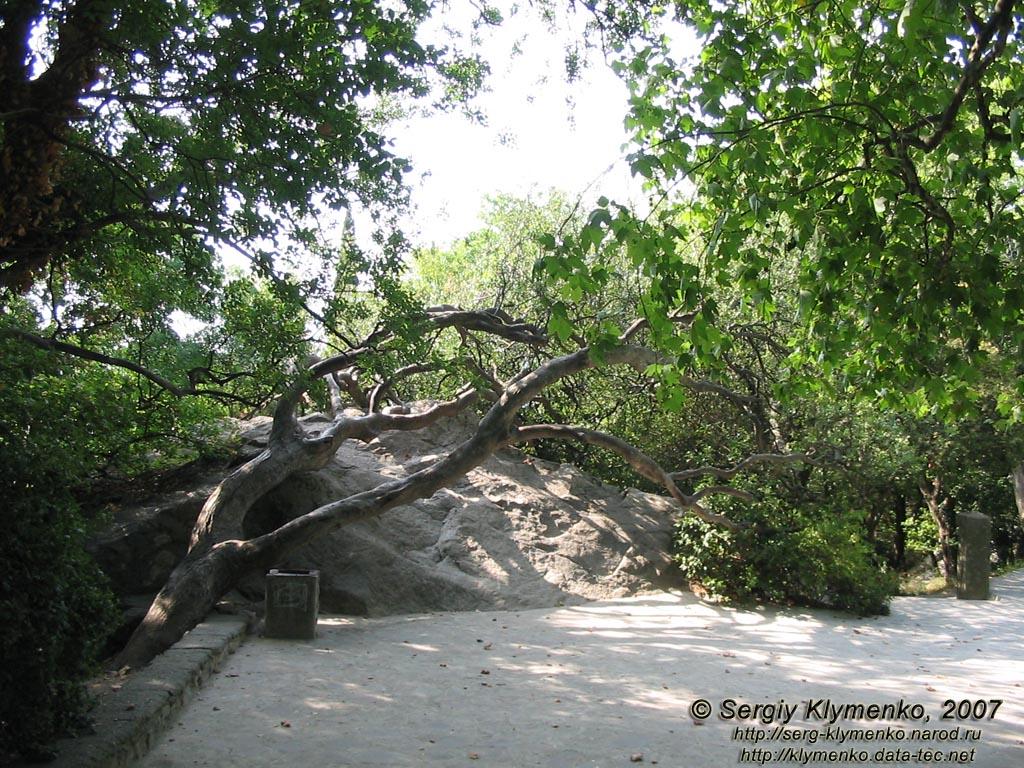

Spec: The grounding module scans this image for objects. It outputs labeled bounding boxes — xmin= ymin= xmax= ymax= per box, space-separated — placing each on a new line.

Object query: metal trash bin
xmin=264 ymin=568 xmax=320 ymax=639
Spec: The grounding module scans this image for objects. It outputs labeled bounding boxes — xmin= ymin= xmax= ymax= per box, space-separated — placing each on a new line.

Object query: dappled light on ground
xmin=136 ymin=572 xmax=1024 ymax=767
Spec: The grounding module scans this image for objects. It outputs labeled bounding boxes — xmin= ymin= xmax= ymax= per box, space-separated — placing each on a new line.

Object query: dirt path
xmin=134 ymin=571 xmax=1024 ymax=767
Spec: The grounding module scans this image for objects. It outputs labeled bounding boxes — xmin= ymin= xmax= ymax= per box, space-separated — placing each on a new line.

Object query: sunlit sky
xmin=390 ymin=8 xmax=647 ymax=247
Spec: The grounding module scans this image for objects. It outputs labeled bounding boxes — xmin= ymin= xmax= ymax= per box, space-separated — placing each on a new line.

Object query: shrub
xmin=0 ymin=500 xmax=118 ymax=758
xmin=0 ymin=339 xmax=118 ymax=759
xmin=675 ymin=489 xmax=898 ymax=616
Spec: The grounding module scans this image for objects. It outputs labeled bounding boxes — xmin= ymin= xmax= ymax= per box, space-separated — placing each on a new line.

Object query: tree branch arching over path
xmin=113 ymin=329 xmax=803 ymax=669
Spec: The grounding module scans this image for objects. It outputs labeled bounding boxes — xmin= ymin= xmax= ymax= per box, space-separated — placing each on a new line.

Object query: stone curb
xmin=38 ymin=615 xmax=249 ymax=768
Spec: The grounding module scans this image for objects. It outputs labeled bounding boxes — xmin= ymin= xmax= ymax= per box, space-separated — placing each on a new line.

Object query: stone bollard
xmin=956 ymin=512 xmax=991 ymax=600
xmin=265 ymin=568 xmax=320 ymax=639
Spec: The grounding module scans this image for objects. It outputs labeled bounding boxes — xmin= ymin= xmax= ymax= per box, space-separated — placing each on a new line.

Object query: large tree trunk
xmin=114 ymin=345 xmax=662 ymax=669
xmin=0 ymin=0 xmax=113 ymax=292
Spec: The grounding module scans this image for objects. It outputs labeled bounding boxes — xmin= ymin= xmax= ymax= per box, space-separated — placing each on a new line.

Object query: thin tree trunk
xmin=919 ymin=476 xmax=956 ymax=585
xmin=893 ymin=492 xmax=907 ymax=570
xmin=1011 ymin=462 xmax=1024 ymax=530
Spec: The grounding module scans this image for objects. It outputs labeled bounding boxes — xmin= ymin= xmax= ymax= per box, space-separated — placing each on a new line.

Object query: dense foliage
xmin=528 ymin=1 xmax=1024 ymax=599
xmin=3 ymin=0 xmax=1024 ymax=752
xmin=675 ymin=487 xmax=900 ymax=616
xmin=1 ymin=0 xmax=484 ymax=753
xmin=429 ymin=185 xmax=1024 ymax=612
xmin=546 ymin=1 xmax=1024 ymax=408
xmin=0 ymin=325 xmax=118 ymax=758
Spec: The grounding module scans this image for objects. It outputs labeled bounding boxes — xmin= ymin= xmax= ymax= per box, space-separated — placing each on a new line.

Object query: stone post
xmin=956 ymin=512 xmax=991 ymax=600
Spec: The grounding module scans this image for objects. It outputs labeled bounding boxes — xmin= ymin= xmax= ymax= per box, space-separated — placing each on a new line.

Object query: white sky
xmin=390 ymin=8 xmax=647 ymax=247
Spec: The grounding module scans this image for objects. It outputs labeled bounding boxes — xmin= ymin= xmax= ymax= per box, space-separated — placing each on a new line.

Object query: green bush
xmin=0 ymin=339 xmax=118 ymax=758
xmin=0 ymin=500 xmax=118 ymax=758
xmin=675 ymin=492 xmax=898 ymax=616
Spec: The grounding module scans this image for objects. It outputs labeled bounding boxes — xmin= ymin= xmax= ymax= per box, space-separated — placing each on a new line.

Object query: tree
xmin=0 ymin=0 xmax=489 ymax=752
xmin=1 ymin=0 xmax=814 ymax=686
xmin=583 ymin=0 xmax=1024 ymax=410
xmin=540 ymin=1 xmax=1024 ymax=589
xmin=0 ymin=0 xmax=495 ymax=292
xmin=114 ymin=294 xmax=814 ymax=666
xmin=407 ymin=192 xmax=909 ymax=615
xmin=16 ymin=0 xmax=1021 ymax=748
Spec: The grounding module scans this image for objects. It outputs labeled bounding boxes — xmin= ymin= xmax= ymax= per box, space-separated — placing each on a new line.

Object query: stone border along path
xmin=40 ymin=570 xmax=1024 ymax=768
xmin=23 ymin=615 xmax=250 ymax=768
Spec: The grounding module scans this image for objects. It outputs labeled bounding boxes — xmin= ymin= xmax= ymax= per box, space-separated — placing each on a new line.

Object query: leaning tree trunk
xmin=113 ymin=345 xmax=663 ymax=669
xmin=114 ymin=369 xmax=480 ymax=668
xmin=113 ymin=335 xmax=807 ymax=670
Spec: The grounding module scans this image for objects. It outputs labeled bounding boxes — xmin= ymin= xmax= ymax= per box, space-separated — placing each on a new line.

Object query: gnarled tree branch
xmin=671 ymin=452 xmax=820 ymax=482
xmin=913 ymin=0 xmax=1017 ymax=152
xmin=509 ymin=423 xmax=742 ymax=530
xmin=1 ymin=327 xmax=255 ymax=404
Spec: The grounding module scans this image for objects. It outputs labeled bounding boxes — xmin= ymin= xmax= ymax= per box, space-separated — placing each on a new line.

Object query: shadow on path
xmin=134 ymin=571 xmax=1024 ymax=768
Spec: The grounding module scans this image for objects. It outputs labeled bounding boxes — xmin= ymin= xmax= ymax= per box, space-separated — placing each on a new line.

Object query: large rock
xmin=95 ymin=407 xmax=685 ymax=617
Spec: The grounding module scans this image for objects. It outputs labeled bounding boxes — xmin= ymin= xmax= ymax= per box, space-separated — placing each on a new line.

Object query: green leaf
xmin=548 ymin=302 xmax=574 ymax=343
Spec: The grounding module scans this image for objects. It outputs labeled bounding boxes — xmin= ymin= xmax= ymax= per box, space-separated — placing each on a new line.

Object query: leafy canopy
xmin=549 ymin=0 xmax=1024 ymax=413
xmin=0 ymin=2 xmax=490 ymax=753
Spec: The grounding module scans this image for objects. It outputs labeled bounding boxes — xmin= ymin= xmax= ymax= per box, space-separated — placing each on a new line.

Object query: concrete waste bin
xmin=264 ymin=568 xmax=320 ymax=639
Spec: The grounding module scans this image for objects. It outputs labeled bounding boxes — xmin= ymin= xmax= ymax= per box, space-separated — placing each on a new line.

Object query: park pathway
xmin=133 ymin=571 xmax=1024 ymax=767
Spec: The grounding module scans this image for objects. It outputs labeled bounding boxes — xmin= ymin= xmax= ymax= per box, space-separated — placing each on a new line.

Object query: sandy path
xmin=135 ymin=571 xmax=1024 ymax=767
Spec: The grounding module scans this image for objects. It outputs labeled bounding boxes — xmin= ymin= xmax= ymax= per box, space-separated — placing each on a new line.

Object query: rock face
xmin=94 ymin=407 xmax=685 ymax=617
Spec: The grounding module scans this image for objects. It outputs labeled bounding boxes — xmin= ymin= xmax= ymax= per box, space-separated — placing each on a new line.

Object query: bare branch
xmin=1 ymin=327 xmax=253 ymax=404
xmin=509 ymin=423 xmax=741 ymax=530
xmin=425 ymin=306 xmax=549 ymax=346
xmin=317 ymin=387 xmax=479 ymax=447
xmin=245 ymin=344 xmax=664 ymax=556
xmin=190 ymin=389 xmax=481 ymax=554
xmin=461 ymin=356 xmax=505 ymax=402
xmin=618 ymin=307 xmax=698 ymax=342
xmin=325 ymin=370 xmax=347 ymax=416
xmin=691 ymin=485 xmax=755 ymax=502
xmin=367 ymin=362 xmax=440 ymax=412
xmin=671 ymin=452 xmax=820 ymax=482
xmin=677 ymin=372 xmax=760 ymax=406
xmin=912 ymin=0 xmax=1017 ymax=152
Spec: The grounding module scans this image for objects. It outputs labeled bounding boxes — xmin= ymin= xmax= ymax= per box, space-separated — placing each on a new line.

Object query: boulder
xmin=94 ymin=407 xmax=685 ymax=618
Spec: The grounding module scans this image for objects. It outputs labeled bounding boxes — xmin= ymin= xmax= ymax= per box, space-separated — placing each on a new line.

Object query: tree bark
xmin=893 ymin=492 xmax=907 ymax=570
xmin=112 ymin=344 xmax=662 ymax=668
xmin=0 ymin=0 xmax=114 ymax=291
xmin=919 ymin=476 xmax=957 ymax=584
xmin=1011 ymin=462 xmax=1024 ymax=528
